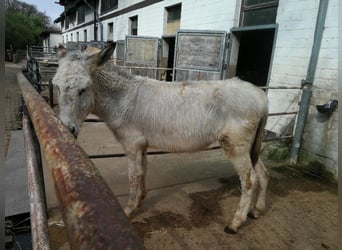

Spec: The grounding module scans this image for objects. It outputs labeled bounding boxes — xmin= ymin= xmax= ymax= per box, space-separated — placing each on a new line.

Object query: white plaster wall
xmin=299 ymin=0 xmax=338 ymax=176
xmin=181 ymin=0 xmax=236 ymax=30
xmin=112 ymin=0 xmax=181 ymax=39
xmin=49 ymin=33 xmax=63 ymax=47
xmin=266 ymin=0 xmax=338 ymax=177
xmin=266 ymin=0 xmax=320 ymax=133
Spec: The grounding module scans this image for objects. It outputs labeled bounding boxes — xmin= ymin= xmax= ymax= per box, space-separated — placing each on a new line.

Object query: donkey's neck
xmin=90 ymin=69 xmax=138 ymax=128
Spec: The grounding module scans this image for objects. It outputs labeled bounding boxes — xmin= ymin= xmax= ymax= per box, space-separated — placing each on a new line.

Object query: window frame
xmin=77 ymin=5 xmax=85 ymax=24
xmin=240 ymin=0 xmax=279 ymax=27
xmin=84 ymin=29 xmax=87 ymax=42
xmin=166 ymin=3 xmax=182 ymax=23
xmin=107 ymin=22 xmax=114 ymax=41
xmin=101 ymin=0 xmax=118 ymax=15
xmin=129 ymin=15 xmax=138 ymax=36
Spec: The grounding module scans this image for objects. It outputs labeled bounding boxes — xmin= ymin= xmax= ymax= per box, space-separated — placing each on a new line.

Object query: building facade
xmin=40 ymin=30 xmax=63 ymax=52
xmin=55 ymin=0 xmax=338 ymax=178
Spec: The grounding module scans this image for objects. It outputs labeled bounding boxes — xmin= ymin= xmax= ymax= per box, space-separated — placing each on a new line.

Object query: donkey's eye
xmin=78 ymin=88 xmax=86 ymax=96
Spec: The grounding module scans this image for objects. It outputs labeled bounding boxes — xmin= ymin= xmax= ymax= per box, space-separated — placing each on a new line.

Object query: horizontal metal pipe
xmin=263 ymin=135 xmax=293 ymax=142
xmin=268 ymin=111 xmax=298 ymax=116
xmin=18 ymin=72 xmax=144 ymax=250
xmin=89 ymin=146 xmax=222 ymax=159
xmin=259 ymin=86 xmax=302 ymax=90
xmin=84 ymin=118 xmax=104 ymax=122
xmin=23 ymin=115 xmax=51 ymax=250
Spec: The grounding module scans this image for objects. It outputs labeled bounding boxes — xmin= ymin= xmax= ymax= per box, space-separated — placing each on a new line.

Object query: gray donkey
xmin=52 ymin=42 xmax=269 ymax=234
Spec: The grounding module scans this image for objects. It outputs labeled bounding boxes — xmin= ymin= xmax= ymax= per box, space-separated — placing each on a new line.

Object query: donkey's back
xmin=120 ymin=77 xmax=268 ymax=153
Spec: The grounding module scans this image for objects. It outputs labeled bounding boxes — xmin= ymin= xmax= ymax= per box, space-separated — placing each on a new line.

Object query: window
xmin=164 ymin=4 xmax=181 ymax=35
xmin=130 ymin=16 xmax=138 ymax=35
xmin=65 ymin=12 xmax=76 ymax=29
xmin=76 ymin=32 xmax=79 ymax=42
xmin=240 ymin=0 xmax=279 ymax=26
xmin=65 ymin=16 xmax=69 ymax=29
xmin=107 ymin=22 xmax=114 ymax=41
xmin=78 ymin=5 xmax=85 ymax=24
xmin=84 ymin=29 xmax=87 ymax=42
xmin=166 ymin=4 xmax=181 ymax=23
xmin=101 ymin=0 xmax=118 ymax=14
xmin=70 ymin=33 xmax=73 ymax=42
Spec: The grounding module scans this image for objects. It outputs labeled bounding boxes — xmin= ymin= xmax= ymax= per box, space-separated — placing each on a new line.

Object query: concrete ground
xmin=5 ymin=62 xmax=29 ymax=217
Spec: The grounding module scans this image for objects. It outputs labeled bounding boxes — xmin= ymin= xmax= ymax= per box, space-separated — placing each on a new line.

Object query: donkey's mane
xmin=68 ymin=51 xmax=87 ymax=61
xmin=94 ymin=63 xmax=137 ymax=91
xmin=57 ymin=50 xmax=137 ymax=92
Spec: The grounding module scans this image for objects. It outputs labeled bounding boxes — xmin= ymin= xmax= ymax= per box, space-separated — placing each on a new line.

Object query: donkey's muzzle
xmin=69 ymin=125 xmax=78 ymax=138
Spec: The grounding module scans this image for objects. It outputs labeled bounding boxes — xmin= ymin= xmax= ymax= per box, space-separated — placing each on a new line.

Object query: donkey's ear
xmin=95 ymin=42 xmax=116 ymax=66
xmin=57 ymin=45 xmax=67 ymax=58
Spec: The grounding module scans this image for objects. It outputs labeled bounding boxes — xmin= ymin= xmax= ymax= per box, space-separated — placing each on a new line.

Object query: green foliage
xmin=5 ymin=0 xmax=51 ymax=50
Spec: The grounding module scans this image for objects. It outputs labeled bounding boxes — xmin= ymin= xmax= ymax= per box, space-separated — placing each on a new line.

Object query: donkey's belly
xmin=147 ymin=134 xmax=215 ymax=153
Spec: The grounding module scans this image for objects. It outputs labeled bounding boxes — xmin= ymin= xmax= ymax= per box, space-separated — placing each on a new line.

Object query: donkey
xmin=52 ymin=42 xmax=270 ymax=234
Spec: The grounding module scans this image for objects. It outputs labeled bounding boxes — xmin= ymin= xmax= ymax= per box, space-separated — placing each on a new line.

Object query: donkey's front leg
xmin=140 ymin=149 xmax=148 ymax=200
xmin=124 ymin=145 xmax=148 ymax=217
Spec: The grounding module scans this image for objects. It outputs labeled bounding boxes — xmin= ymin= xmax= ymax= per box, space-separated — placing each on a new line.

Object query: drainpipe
xmin=84 ymin=0 xmax=103 ymax=42
xmin=289 ymin=0 xmax=329 ymax=164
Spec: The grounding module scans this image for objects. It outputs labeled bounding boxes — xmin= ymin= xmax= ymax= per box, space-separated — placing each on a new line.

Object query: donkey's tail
xmin=250 ymin=114 xmax=268 ymax=166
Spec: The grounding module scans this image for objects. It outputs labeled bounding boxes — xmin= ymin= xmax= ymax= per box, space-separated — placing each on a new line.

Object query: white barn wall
xmin=266 ymin=0 xmax=319 ymax=133
xmin=49 ymin=33 xmax=63 ymax=47
xmin=299 ymin=0 xmax=338 ymax=176
xmin=181 ymin=0 xmax=237 ymax=30
xmin=266 ymin=0 xmax=338 ymax=177
xmin=42 ymin=33 xmax=63 ymax=51
xmin=135 ymin=1 xmax=165 ymax=37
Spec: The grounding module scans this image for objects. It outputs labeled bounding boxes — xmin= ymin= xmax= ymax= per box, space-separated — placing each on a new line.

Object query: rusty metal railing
xmin=18 ymin=72 xmax=144 ymax=249
xmin=23 ymin=115 xmax=51 ymax=249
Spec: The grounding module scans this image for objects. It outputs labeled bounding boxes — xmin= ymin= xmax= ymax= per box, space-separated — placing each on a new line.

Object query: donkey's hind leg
xmin=221 ymin=138 xmax=259 ymax=234
xmin=249 ymin=159 xmax=269 ymax=219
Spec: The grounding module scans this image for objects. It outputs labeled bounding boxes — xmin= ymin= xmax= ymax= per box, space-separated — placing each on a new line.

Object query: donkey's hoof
xmin=141 ymin=190 xmax=148 ymax=201
xmin=224 ymin=226 xmax=237 ymax=234
xmin=124 ymin=206 xmax=134 ymax=218
xmin=248 ymin=208 xmax=262 ymax=219
xmin=247 ymin=211 xmax=260 ymax=219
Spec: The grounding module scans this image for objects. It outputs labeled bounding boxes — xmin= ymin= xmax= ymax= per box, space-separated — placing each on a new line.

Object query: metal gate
xmin=173 ymin=30 xmax=229 ymax=81
xmin=66 ymin=41 xmax=105 ymax=50
xmin=125 ymin=35 xmax=161 ymax=79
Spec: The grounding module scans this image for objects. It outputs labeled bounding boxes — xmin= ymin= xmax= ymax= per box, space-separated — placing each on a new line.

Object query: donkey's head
xmin=52 ymin=42 xmax=116 ymax=137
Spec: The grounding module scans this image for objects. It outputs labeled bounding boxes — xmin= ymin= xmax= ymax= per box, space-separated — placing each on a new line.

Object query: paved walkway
xmin=5 ymin=62 xmax=29 ymax=217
